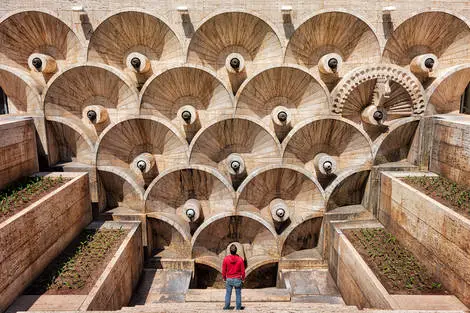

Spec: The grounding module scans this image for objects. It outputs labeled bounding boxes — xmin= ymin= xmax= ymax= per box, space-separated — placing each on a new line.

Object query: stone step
xmin=121 ymin=302 xmax=360 ymax=313
xmin=120 ymin=301 xmax=467 ymax=313
xmin=281 ymin=268 xmax=341 ymax=297
xmin=185 ymin=288 xmax=291 ymax=302
xmin=130 ymin=269 xmax=192 ymax=305
xmin=291 ymin=295 xmax=345 ymax=304
xmin=324 ymin=205 xmax=374 ymax=222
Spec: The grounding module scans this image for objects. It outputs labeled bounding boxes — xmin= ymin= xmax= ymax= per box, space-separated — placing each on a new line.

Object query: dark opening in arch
xmin=460 ymin=84 xmax=470 ymax=114
xmin=0 ymin=87 xmax=8 ymax=114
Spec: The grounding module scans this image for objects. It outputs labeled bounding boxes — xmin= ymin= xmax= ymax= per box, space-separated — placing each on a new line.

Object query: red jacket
xmin=222 ymin=254 xmax=245 ymax=280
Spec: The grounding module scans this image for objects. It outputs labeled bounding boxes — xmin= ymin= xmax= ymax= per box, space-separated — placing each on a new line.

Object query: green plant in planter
xmin=404 ymin=175 xmax=470 ymax=214
xmin=347 ymin=227 xmax=445 ymax=294
xmin=0 ymin=175 xmax=65 ymax=215
xmin=25 ymin=228 xmax=126 ymax=294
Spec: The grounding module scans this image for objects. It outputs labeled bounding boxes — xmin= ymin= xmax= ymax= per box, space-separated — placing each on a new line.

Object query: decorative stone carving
xmin=236 ymin=66 xmax=330 ymax=141
xmin=383 ymin=11 xmax=470 ymax=74
xmin=269 ymin=198 xmax=290 ymax=223
xmin=318 ymin=53 xmax=343 ymax=75
xmin=126 ymin=52 xmax=151 ymax=74
xmin=140 ymin=65 xmax=233 ymax=141
xmin=3 ymin=6 xmax=468 ymax=298
xmin=313 ymin=153 xmax=337 ymax=176
xmin=285 ymin=11 xmax=381 ymax=89
xmin=28 ymin=53 xmax=57 ymax=74
xmin=410 ymin=53 xmax=438 ymax=77
xmin=0 ymin=11 xmax=81 ymax=73
xmin=83 ymin=105 xmax=108 ymax=124
xmin=187 ymin=11 xmax=283 ymax=93
xmin=88 ymin=10 xmax=182 ymax=72
xmin=283 ymin=117 xmax=372 ymax=187
xmin=332 ymin=65 xmax=426 ymax=115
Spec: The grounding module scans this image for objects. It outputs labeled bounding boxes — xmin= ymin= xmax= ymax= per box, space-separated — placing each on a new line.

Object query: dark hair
xmin=230 ymin=244 xmax=237 ymax=255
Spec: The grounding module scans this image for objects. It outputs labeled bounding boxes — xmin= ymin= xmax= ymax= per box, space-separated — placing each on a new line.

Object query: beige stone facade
xmin=1 ymin=0 xmax=470 ymax=312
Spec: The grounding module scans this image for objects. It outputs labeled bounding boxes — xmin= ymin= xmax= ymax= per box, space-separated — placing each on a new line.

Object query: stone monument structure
xmin=1 ymin=1 xmax=470 ymax=312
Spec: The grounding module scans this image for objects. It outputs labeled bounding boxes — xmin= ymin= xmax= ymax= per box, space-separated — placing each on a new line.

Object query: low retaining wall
xmin=430 ymin=118 xmax=470 ymax=188
xmin=379 ymin=171 xmax=470 ymax=307
xmin=328 ymin=220 xmax=391 ymax=309
xmin=80 ymin=221 xmax=143 ymax=311
xmin=0 ymin=172 xmax=91 ymax=312
xmin=9 ymin=221 xmax=143 ymax=312
xmin=0 ymin=117 xmax=38 ymax=189
xmin=328 ymin=221 xmax=467 ymax=310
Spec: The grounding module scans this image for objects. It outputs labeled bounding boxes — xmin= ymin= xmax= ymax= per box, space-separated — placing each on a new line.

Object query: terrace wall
xmin=430 ymin=118 xmax=470 ymax=188
xmin=0 ymin=117 xmax=38 ymax=190
xmin=0 ymin=172 xmax=92 ymax=312
xmin=328 ymin=220 xmax=468 ymax=310
xmin=80 ymin=221 xmax=143 ymax=311
xmin=379 ymin=171 xmax=470 ymax=307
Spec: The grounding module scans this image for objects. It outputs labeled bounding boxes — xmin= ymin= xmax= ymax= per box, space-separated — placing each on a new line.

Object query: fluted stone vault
xmin=0 ymin=7 xmax=469 ymax=288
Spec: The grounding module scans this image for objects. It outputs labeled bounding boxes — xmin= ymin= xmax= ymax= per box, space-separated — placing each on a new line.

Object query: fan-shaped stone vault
xmin=1 ymin=4 xmax=470 ymax=312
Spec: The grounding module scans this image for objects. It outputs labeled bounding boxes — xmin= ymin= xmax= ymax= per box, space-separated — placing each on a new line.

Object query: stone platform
xmin=185 ymin=288 xmax=291 ymax=302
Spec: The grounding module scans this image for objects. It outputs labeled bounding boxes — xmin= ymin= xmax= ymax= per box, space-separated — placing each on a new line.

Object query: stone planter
xmin=80 ymin=221 xmax=143 ymax=311
xmin=0 ymin=172 xmax=91 ymax=312
xmin=328 ymin=221 xmax=467 ymax=310
xmin=9 ymin=221 xmax=143 ymax=312
xmin=379 ymin=171 xmax=470 ymax=307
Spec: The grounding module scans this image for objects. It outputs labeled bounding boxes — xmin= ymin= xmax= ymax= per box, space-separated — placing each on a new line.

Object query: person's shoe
xmin=236 ymin=306 xmax=245 ymax=310
xmin=223 ymin=306 xmax=231 ymax=310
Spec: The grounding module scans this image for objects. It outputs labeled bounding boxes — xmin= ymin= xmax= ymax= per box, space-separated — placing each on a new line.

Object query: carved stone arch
xmin=235 ymin=64 xmax=330 ymax=141
xmin=279 ymin=215 xmax=324 ymax=259
xmin=140 ymin=65 xmax=234 ymax=141
xmin=426 ymin=64 xmax=470 ymax=115
xmin=373 ymin=118 xmax=420 ymax=165
xmin=190 ymin=212 xmax=279 ymax=265
xmin=324 ymin=167 xmax=371 ymax=211
xmin=96 ymin=117 xmax=189 ymax=190
xmin=87 ymin=10 xmax=183 ymax=74
xmin=97 ymin=168 xmax=145 ymax=212
xmin=236 ymin=164 xmax=325 ymax=229
xmin=147 ymin=213 xmax=192 ymax=259
xmin=187 ymin=10 xmax=283 ymax=94
xmin=383 ymin=10 xmax=470 ymax=74
xmin=244 ymin=259 xmax=279 ymax=289
xmin=144 ymin=165 xmax=235 ymax=234
xmin=282 ymin=116 xmax=373 ymax=188
xmin=189 ymin=116 xmax=282 ymax=188
xmin=285 ymin=10 xmax=381 ymax=89
xmin=44 ymin=63 xmax=140 ymax=144
xmin=331 ymin=65 xmax=426 ymax=115
xmin=0 ymin=65 xmax=41 ymax=114
xmin=46 ymin=118 xmax=95 ymax=166
xmin=0 ymin=10 xmax=82 ymax=80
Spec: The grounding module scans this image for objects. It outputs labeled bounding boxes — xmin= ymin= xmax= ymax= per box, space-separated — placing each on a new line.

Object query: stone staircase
xmin=124 ymin=268 xmax=468 ymax=313
xmin=130 ymin=269 xmax=192 ymax=304
xmin=118 ymin=302 xmax=467 ymax=313
xmin=121 ymin=302 xmax=357 ymax=312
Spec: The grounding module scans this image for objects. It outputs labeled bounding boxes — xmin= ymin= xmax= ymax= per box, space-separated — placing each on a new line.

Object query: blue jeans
xmin=224 ymin=278 xmax=242 ymax=309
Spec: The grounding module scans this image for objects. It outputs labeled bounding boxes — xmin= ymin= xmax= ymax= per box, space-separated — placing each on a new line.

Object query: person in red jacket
xmin=222 ymin=244 xmax=245 ymax=310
